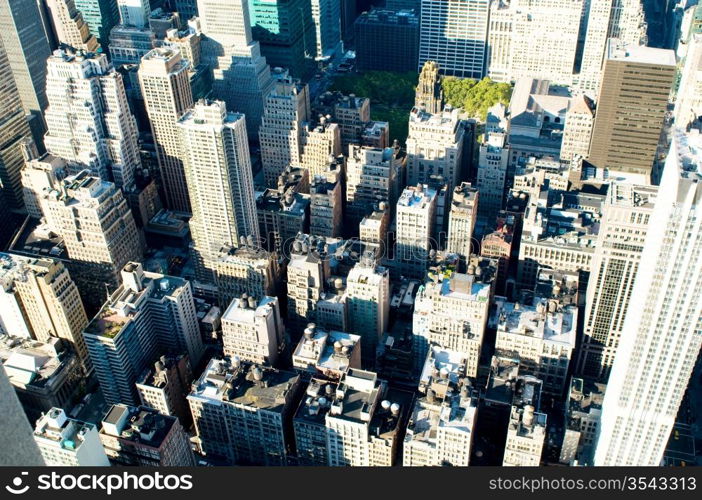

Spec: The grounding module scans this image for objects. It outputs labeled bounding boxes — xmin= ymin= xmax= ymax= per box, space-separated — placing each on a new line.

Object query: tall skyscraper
xmin=0 ymin=253 xmax=90 ymax=368
xmin=354 ymin=8 xmax=419 ymax=73
xmin=594 ymin=126 xmax=702 ymax=466
xmin=0 ymin=0 xmax=52 ymax=143
xmin=675 ymin=33 xmax=702 ymax=126
xmin=577 ymin=182 xmax=657 ymax=381
xmin=446 ymin=182 xmax=479 ymax=258
xmin=221 ymin=295 xmax=284 ymax=366
xmin=139 ymin=47 xmax=194 ymax=212
xmin=43 ymin=47 xmax=141 ymax=189
xmin=311 ymin=0 xmax=342 ymax=61
xmin=84 ymin=262 xmax=205 ymax=405
xmin=259 ymin=71 xmax=310 ymax=187
xmin=418 ymin=0 xmax=489 ymax=78
xmin=415 ymin=60 xmax=443 ymax=114
xmin=0 ymin=35 xmax=34 ymax=210
xmin=117 ymin=0 xmax=151 ymax=28
xmin=34 ymin=408 xmax=110 ymax=466
xmin=395 ymin=184 xmax=438 ymax=279
xmin=44 ymin=172 xmax=143 ymax=311
xmin=588 ymin=40 xmax=675 ymax=177
xmin=74 ymin=0 xmax=120 ymax=47
xmin=177 ymin=100 xmax=259 ymax=281
xmin=45 ymin=0 xmax=100 ymax=52
xmin=198 ymin=0 xmax=275 ymax=138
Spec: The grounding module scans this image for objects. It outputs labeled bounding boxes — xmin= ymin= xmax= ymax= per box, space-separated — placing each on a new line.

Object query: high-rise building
xmin=405 ymin=107 xmax=464 ymax=188
xmin=248 ymin=0 xmax=316 ymax=79
xmin=259 ymin=71 xmax=310 ymax=187
xmin=560 ymin=377 xmax=606 ymax=465
xmin=0 ymin=335 xmax=82 ymax=423
xmin=403 ymin=347 xmax=478 ymax=466
xmin=221 ymin=295 xmax=284 ymax=366
xmin=503 ymin=404 xmax=546 ymax=466
xmin=0 ymin=253 xmax=89 ymax=367
xmin=418 ymin=0 xmax=489 ymax=78
xmin=577 ymin=182 xmax=656 ymax=381
xmin=311 ymin=0 xmax=342 ymax=61
xmin=560 ymin=94 xmax=595 ymax=164
xmin=256 ymin=186 xmax=310 ymax=254
xmin=486 ymin=0 xmax=583 ymax=86
xmin=99 ymin=404 xmax=196 ymax=466
xmin=214 ymin=244 xmax=279 ymax=307
xmin=198 ymin=0 xmax=275 ymax=138
xmin=310 ymin=170 xmax=343 ymax=238
xmin=345 ymin=259 xmax=390 ymax=366
xmin=188 ymin=357 xmax=301 ymax=465
xmin=354 ymin=8 xmax=419 ymax=73
xmin=446 ymin=182 xmax=478 ymax=258
xmin=413 ymin=270 xmax=491 ymax=377
xmin=300 ymin=119 xmax=342 ymax=178
xmin=34 ymin=408 xmax=110 ymax=466
xmin=44 ymin=47 xmax=141 ymax=189
xmin=346 ymin=144 xmax=403 ymax=224
xmin=139 ymin=47 xmax=194 ymax=212
xmin=333 ymin=94 xmax=370 ymax=150
xmin=0 ymin=36 xmax=35 ymax=211
xmin=44 ymin=172 xmax=143 ymax=311
xmin=0 ymin=0 xmax=52 ymax=143
xmin=45 ymin=0 xmax=100 ymax=52
xmin=674 ymin=33 xmax=702 ymax=127
xmin=588 ymin=40 xmax=676 ymax=177
xmin=108 ymin=23 xmax=156 ymax=67
xmin=83 ymin=262 xmax=204 ymax=405
xmin=594 ymin=126 xmax=702 ymax=465
xmin=395 ymin=184 xmax=437 ymax=279
xmin=415 ymin=60 xmax=443 ymax=114
xmin=292 ymin=326 xmax=361 ymax=378
xmin=177 ymin=100 xmax=259 ymax=281
xmin=136 ymin=354 xmax=194 ymax=426
xmin=117 ymin=0 xmax=151 ymax=28
xmin=74 ymin=0 xmax=120 ymax=47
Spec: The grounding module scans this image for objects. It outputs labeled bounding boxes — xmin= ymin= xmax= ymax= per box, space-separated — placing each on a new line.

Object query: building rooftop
xmin=292 ymin=324 xmax=360 ymax=376
xmin=508 ymin=404 xmax=547 ymax=439
xmin=485 ymin=355 xmax=544 ymax=409
xmin=189 ymin=357 xmax=299 ymax=412
xmin=493 ymin=296 xmax=577 ymax=347
xmin=607 ymin=39 xmax=676 ymax=66
xmin=222 ymin=295 xmax=277 ymax=324
xmin=100 ymin=404 xmax=177 ymax=448
xmin=256 ymin=188 xmax=309 ymax=216
xmin=0 ymin=335 xmax=73 ymax=388
xmin=398 ymin=184 xmax=437 ymax=209
xmin=34 ymin=408 xmax=97 ymax=450
xmin=673 ymin=126 xmax=702 ymax=179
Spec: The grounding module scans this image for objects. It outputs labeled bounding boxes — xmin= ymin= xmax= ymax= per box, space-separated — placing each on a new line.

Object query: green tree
xmin=441 ymin=76 xmax=512 ymax=121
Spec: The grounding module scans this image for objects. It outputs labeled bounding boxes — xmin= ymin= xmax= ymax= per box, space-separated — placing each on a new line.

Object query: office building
xmin=178 ymin=100 xmax=259 ymax=281
xmin=188 ymin=357 xmax=302 ymax=465
xmin=292 ymin=325 xmax=361 ymax=379
xmin=418 ymin=0 xmax=489 ymax=78
xmin=221 ymin=295 xmax=284 ymax=366
xmin=0 ymin=36 xmax=36 ymax=210
xmin=413 ymin=270 xmax=491 ymax=377
xmin=588 ymin=40 xmax=676 ymax=177
xmin=248 ymin=0 xmax=316 ymax=79
xmin=346 ymin=144 xmax=403 ymax=224
xmin=594 ymin=126 xmax=702 ymax=465
xmin=403 ymin=347 xmax=478 ymax=466
xmin=310 ymin=170 xmax=343 ymax=238
xmin=503 ymin=404 xmax=546 ymax=466
xmin=310 ymin=0 xmax=342 ymax=61
xmin=117 ymin=0 xmax=150 ymax=27
xmin=415 ymin=60 xmax=443 ymax=115
xmin=493 ymin=296 xmax=577 ymax=395
xmin=446 ymin=182 xmax=479 ymax=258
xmin=46 ymin=0 xmax=100 ymax=52
xmin=198 ymin=0 xmax=275 ymax=138
xmin=75 ymin=0 xmax=120 ymax=46
xmin=43 ymin=172 xmax=142 ymax=311
xmin=560 ymin=377 xmax=605 ymax=465
xmin=0 ymin=335 xmax=82 ymax=423
xmin=259 ymin=72 xmax=310 ymax=187
xmin=577 ymin=182 xmax=656 ymax=381
xmin=136 ymin=354 xmax=194 ymax=426
xmin=406 ymin=107 xmax=464 ymax=188
xmin=675 ymin=33 xmax=702 ymax=127
xmin=560 ymin=95 xmax=595 ymax=164
xmin=354 ymin=9 xmax=419 ymax=73
xmin=34 ymin=407 xmax=110 ymax=466
xmin=139 ymin=48 xmax=194 ymax=212
xmin=108 ymin=24 xmax=156 ymax=66
xmin=0 ymin=253 xmax=89 ymax=366
xmin=99 ymin=404 xmax=196 ymax=466
xmin=256 ymin=187 xmax=310 ymax=254
xmin=214 ymin=244 xmax=279 ymax=308
xmin=83 ymin=262 xmax=204 ymax=405
xmin=395 ymin=184 xmax=437 ymax=279
xmin=44 ymin=47 xmax=141 ymax=189
xmin=300 ymin=119 xmax=342 ymax=178
xmin=333 ymin=94 xmax=370 ymax=150
xmin=0 ymin=0 xmax=52 ymax=142
xmin=345 ymin=260 xmax=390 ymax=366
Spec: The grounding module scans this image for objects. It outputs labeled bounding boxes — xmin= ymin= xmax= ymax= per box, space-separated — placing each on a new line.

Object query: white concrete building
xmin=177 ymin=100 xmax=259 ymax=281
xmin=561 ymin=94 xmax=595 ymax=164
xmin=395 ymin=184 xmax=437 ymax=279
xmin=447 ymin=182 xmax=479 ymax=258
xmin=34 ymin=408 xmax=109 ymax=466
xmin=346 ymin=145 xmax=403 ymax=224
xmin=503 ymin=404 xmax=546 ymax=466
xmin=221 ymin=295 xmax=284 ymax=366
xmin=675 ymin=33 xmax=702 ymax=126
xmin=46 ymin=0 xmax=100 ymax=52
xmin=292 ymin=324 xmax=361 ymax=379
xmin=594 ymin=126 xmax=702 ymax=465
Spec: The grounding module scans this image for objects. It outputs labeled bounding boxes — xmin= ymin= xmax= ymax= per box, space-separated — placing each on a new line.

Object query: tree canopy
xmin=441 ymin=77 xmax=513 ymax=121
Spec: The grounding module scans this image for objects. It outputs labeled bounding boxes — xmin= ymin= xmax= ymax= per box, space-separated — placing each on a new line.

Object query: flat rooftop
xmin=494 ymin=297 xmax=577 ymax=347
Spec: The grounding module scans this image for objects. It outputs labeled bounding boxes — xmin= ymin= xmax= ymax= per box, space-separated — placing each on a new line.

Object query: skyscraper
xmin=414 ymin=60 xmax=443 ymax=114
xmin=354 ymin=8 xmax=419 ymax=73
xmin=43 ymin=47 xmax=141 ymax=189
xmin=395 ymin=184 xmax=437 ymax=279
xmin=117 ymin=0 xmax=151 ymax=27
xmin=418 ymin=0 xmax=489 ymax=78
xmin=446 ymin=182 xmax=479 ymax=259
xmin=221 ymin=295 xmax=284 ymax=366
xmin=594 ymin=126 xmax=702 ymax=466
xmin=0 ymin=35 xmax=34 ymax=210
xmin=588 ymin=40 xmax=676 ymax=177
xmin=675 ymin=33 xmax=702 ymax=127
xmin=74 ymin=0 xmax=120 ymax=47
xmin=311 ymin=0 xmax=342 ymax=61
xmin=34 ymin=408 xmax=110 ymax=466
xmin=0 ymin=0 xmax=52 ymax=143
xmin=198 ymin=0 xmax=275 ymax=138
xmin=577 ymin=182 xmax=657 ymax=381
xmin=139 ymin=47 xmax=194 ymax=212
xmin=177 ymin=100 xmax=259 ymax=281
xmin=45 ymin=0 xmax=100 ymax=52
